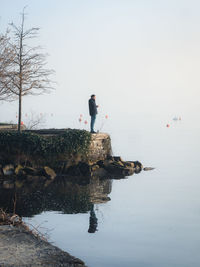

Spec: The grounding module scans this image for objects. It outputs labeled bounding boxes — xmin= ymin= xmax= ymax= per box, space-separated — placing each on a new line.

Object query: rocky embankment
xmin=0 ymin=156 xmax=143 ymax=190
xmin=66 ymin=156 xmax=143 ymax=178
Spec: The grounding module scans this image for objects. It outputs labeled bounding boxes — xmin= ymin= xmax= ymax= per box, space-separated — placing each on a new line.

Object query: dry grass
xmin=0 ymin=209 xmax=48 ymax=242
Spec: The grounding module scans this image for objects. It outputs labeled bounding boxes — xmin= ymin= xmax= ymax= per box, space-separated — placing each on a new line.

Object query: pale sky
xmin=0 ymin=0 xmax=200 ymax=129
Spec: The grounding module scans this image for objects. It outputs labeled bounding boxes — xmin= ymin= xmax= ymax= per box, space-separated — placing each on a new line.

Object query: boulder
xmin=123 ymin=161 xmax=135 ymax=168
xmin=133 ymin=161 xmax=143 ymax=168
xmin=95 ymin=158 xmax=142 ymax=178
xmin=15 ymin=165 xmax=24 ymax=175
xmin=123 ymin=166 xmax=134 ymax=176
xmin=133 ymin=161 xmax=143 ymax=173
xmin=96 ymin=159 xmax=114 ymax=168
xmin=110 ymin=160 xmax=125 ymax=168
xmin=3 ymin=164 xmax=14 ymax=176
xmin=10 ymin=214 xmax=22 ymax=225
xmin=43 ymin=166 xmax=57 ymax=180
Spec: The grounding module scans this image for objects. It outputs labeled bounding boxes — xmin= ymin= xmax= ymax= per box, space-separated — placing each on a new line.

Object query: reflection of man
xmin=88 ymin=94 xmax=98 ymax=133
xmin=88 ymin=204 xmax=98 ymax=233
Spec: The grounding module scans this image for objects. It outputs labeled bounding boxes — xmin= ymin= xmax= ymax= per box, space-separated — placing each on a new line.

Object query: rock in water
xmin=143 ymin=167 xmax=155 ymax=171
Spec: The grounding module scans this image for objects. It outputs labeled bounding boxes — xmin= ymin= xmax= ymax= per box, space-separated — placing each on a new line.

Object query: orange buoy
xmin=166 ymin=124 xmax=170 ymax=127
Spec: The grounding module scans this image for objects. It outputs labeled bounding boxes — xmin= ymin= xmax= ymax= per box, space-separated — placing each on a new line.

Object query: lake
xmin=2 ymin=115 xmax=200 ymax=267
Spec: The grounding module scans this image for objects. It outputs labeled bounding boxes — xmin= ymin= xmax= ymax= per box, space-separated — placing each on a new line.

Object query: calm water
xmin=2 ymin=116 xmax=200 ymax=267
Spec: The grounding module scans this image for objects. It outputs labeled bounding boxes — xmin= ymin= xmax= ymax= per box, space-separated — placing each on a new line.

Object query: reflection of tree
xmin=0 ymin=176 xmax=112 ymax=217
xmin=88 ymin=204 xmax=98 ymax=233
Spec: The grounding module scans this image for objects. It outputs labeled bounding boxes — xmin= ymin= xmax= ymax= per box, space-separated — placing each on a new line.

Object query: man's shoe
xmin=90 ymin=131 xmax=96 ymax=133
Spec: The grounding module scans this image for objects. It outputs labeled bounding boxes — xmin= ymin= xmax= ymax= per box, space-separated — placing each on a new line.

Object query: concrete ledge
xmin=0 ymin=124 xmax=26 ymax=131
xmin=88 ymin=133 xmax=112 ymax=163
xmin=0 ymin=225 xmax=87 ymax=267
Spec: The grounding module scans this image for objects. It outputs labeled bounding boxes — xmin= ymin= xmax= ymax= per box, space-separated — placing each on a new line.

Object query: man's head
xmin=91 ymin=94 xmax=96 ymax=100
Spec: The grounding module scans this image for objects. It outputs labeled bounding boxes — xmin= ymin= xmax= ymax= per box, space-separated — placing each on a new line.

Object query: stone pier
xmin=88 ymin=133 xmax=112 ymax=163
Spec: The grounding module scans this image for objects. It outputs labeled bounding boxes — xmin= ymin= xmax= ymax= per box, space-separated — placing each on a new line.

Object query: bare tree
xmin=3 ymin=9 xmax=54 ymax=132
xmin=25 ymin=111 xmax=47 ymax=130
xmin=0 ymin=31 xmax=15 ymax=101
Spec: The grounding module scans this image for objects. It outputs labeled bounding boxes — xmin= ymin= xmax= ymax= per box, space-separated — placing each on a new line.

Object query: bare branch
xmin=25 ymin=111 xmax=47 ymax=130
xmin=0 ymin=31 xmax=16 ymax=100
xmin=1 ymin=8 xmax=55 ymax=131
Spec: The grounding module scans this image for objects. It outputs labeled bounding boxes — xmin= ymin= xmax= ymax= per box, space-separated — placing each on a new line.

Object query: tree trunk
xmin=18 ymin=23 xmax=23 ymax=133
xmin=18 ymin=91 xmax=22 ymax=132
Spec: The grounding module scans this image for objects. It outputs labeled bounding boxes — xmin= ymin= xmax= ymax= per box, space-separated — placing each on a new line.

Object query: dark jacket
xmin=89 ymin=98 xmax=97 ymax=116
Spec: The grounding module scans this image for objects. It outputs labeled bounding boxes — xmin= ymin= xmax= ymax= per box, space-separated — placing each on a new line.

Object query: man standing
xmin=89 ymin=94 xmax=98 ymax=133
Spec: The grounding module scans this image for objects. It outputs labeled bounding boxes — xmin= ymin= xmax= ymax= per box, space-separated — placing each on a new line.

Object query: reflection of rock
xmin=21 ymin=167 xmax=38 ymax=175
xmin=3 ymin=180 xmax=15 ymax=189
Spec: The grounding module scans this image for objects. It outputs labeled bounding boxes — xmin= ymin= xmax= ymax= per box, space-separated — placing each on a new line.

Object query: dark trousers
xmin=90 ymin=115 xmax=96 ymax=132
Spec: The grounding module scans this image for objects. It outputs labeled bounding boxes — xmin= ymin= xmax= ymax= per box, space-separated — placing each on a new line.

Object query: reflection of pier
xmin=0 ymin=176 xmax=112 ymax=217
xmin=87 ymin=179 xmax=112 ymax=234
xmin=89 ymin=177 xmax=112 ymax=204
